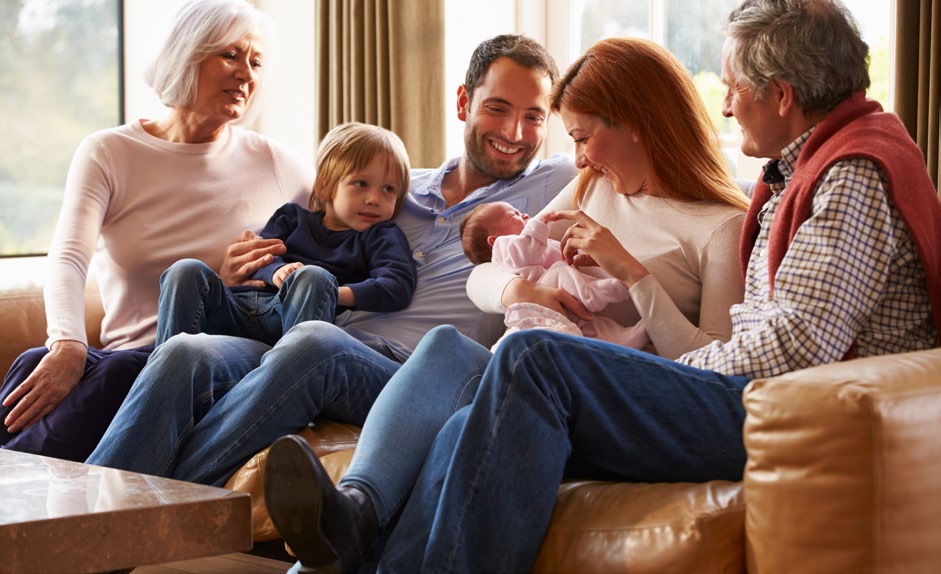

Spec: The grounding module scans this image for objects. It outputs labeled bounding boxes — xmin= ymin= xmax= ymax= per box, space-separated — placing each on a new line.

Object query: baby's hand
xmin=273 ymin=262 xmax=304 ymax=288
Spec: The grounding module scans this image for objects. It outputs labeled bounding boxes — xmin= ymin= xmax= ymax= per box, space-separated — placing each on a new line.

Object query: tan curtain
xmin=316 ymin=0 xmax=445 ymax=169
xmin=894 ymin=0 xmax=940 ymax=189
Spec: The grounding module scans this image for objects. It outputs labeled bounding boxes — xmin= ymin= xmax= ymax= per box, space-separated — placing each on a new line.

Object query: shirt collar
xmin=411 ymin=156 xmax=542 ymax=200
xmin=770 ymin=126 xmax=816 ymax=194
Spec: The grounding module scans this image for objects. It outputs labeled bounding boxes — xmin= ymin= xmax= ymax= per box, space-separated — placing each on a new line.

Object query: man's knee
xmin=151 ymin=333 xmax=221 ymax=368
xmin=494 ymin=329 xmax=558 ymax=360
xmin=279 ymin=320 xmax=347 ymax=349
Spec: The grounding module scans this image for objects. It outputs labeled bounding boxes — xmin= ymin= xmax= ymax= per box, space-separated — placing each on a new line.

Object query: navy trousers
xmin=0 ymin=344 xmax=154 ymax=461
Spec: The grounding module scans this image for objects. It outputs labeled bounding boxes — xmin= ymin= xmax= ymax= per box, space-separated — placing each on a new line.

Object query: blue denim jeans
xmin=366 ymin=329 xmax=750 ymax=573
xmin=86 ymin=321 xmax=402 ymax=487
xmin=156 ymin=259 xmax=339 ymax=346
xmin=341 ymin=326 xmax=493 ymax=524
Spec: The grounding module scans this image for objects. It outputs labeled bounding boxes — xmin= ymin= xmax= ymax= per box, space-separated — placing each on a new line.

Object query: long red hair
xmin=551 ymin=37 xmax=748 ymax=210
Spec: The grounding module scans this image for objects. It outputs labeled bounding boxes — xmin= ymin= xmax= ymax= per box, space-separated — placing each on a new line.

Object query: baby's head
xmin=460 ymin=201 xmax=529 ymax=264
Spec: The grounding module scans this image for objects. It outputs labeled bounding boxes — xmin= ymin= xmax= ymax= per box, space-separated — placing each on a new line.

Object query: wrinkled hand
xmin=545 ymin=209 xmax=649 ymax=287
xmin=3 ymin=341 xmax=86 ymax=433
xmin=272 ymin=262 xmax=303 ymax=288
xmin=219 ymin=230 xmax=287 ymax=287
xmin=502 ymin=278 xmax=593 ymax=321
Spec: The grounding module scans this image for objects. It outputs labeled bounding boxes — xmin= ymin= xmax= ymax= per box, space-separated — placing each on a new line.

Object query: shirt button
xmin=415 ymin=251 xmax=424 ymax=258
xmin=437 ymin=217 xmax=446 ymax=223
xmin=759 ymin=248 xmax=767 ymax=257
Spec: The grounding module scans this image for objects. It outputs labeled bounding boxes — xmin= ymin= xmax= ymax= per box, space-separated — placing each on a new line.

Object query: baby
xmin=461 ymin=201 xmax=648 ymax=351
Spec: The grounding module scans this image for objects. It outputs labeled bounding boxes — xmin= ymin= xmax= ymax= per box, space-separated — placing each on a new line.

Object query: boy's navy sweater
xmin=252 ymin=202 xmax=417 ymax=312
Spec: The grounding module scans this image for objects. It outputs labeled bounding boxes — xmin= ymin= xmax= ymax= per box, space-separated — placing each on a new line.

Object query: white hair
xmin=145 ymin=0 xmax=278 ymax=125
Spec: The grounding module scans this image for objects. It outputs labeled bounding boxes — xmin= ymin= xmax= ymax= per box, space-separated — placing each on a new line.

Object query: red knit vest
xmin=740 ymin=92 xmax=941 ymax=346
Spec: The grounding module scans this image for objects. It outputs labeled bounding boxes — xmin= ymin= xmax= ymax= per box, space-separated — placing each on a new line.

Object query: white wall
xmin=443 ymin=0 xmax=574 ymax=161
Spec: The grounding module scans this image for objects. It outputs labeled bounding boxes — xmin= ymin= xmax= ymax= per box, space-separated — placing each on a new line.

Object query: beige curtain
xmin=894 ymin=0 xmax=940 ymax=189
xmin=316 ymin=0 xmax=445 ymax=169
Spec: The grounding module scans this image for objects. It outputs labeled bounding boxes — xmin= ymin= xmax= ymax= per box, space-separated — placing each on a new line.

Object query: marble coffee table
xmin=0 ymin=449 xmax=251 ymax=573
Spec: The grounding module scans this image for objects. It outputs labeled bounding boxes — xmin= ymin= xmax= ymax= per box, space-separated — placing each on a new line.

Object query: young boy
xmin=156 ymin=122 xmax=417 ymax=346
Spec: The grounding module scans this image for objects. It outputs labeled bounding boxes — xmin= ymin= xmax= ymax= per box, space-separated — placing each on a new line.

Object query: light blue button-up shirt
xmin=335 ymin=153 xmax=577 ymax=359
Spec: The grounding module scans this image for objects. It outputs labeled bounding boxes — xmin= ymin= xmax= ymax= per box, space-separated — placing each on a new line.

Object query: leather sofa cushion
xmin=0 ymin=285 xmax=103 ymax=375
xmin=743 ymin=348 xmax=941 ymax=573
xmin=223 ymin=420 xmax=361 ymax=543
xmin=532 ymin=480 xmax=744 ymax=573
xmin=227 ymin=421 xmax=746 ymax=573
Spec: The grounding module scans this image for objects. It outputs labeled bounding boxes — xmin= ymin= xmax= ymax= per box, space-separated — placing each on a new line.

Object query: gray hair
xmin=724 ymin=0 xmax=870 ymax=115
xmin=145 ymin=0 xmax=277 ymax=125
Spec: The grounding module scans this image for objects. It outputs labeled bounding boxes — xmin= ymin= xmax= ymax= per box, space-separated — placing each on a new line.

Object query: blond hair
xmin=309 ymin=122 xmax=411 ymax=216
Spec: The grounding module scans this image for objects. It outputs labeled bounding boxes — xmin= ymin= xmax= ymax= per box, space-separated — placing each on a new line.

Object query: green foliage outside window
xmin=0 ymin=0 xmax=120 ymax=256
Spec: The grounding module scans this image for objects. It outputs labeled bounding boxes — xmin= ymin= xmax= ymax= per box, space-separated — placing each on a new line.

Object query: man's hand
xmin=219 ymin=230 xmax=287 ymax=287
xmin=272 ymin=262 xmax=303 ymax=288
xmin=3 ymin=340 xmax=86 ymax=433
xmin=501 ymin=277 xmax=593 ymax=321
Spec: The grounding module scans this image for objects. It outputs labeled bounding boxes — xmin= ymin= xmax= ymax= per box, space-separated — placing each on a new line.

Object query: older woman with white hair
xmin=0 ymin=0 xmax=313 ymax=461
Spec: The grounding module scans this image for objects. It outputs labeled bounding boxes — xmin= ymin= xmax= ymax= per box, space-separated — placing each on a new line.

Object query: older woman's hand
xmin=220 ymin=230 xmax=288 ymax=287
xmin=545 ymin=209 xmax=650 ymax=288
xmin=2 ymin=340 xmax=87 ymax=433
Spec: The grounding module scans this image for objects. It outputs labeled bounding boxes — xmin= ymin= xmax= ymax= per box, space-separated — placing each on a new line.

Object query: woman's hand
xmin=545 ymin=210 xmax=650 ymax=288
xmin=220 ymin=230 xmax=288 ymax=287
xmin=2 ymin=340 xmax=87 ymax=433
xmin=272 ymin=262 xmax=303 ymax=288
xmin=501 ymin=277 xmax=594 ymax=321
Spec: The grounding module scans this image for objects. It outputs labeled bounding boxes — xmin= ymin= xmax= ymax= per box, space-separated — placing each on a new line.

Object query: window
xmin=572 ymin=0 xmax=893 ymax=180
xmin=445 ymin=0 xmax=893 ymax=182
xmin=0 ymin=0 xmax=122 ymax=257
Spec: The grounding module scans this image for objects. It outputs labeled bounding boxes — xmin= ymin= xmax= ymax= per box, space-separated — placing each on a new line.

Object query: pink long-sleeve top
xmin=44 ymin=120 xmax=314 ymax=350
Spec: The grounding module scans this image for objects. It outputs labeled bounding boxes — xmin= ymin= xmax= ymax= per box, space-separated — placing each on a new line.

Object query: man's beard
xmin=463 ymin=129 xmax=538 ymax=181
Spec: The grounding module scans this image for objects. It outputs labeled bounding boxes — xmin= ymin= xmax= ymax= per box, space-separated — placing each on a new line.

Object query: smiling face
xmin=720 ymin=41 xmax=787 ymax=160
xmin=559 ymin=108 xmax=649 ymax=195
xmin=458 ymin=57 xmax=552 ymax=188
xmin=192 ymin=33 xmax=264 ymax=126
xmin=323 ymin=152 xmax=401 ymax=232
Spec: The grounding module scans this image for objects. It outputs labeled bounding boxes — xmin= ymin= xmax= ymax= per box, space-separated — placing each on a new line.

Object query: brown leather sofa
xmin=3 ymin=278 xmax=940 ymax=573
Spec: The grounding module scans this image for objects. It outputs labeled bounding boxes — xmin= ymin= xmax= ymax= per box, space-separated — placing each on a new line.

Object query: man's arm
xmin=680 ymin=160 xmax=898 ymax=379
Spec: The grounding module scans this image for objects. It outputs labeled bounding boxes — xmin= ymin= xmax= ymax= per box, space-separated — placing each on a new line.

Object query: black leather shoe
xmin=264 ymin=434 xmax=378 ymax=573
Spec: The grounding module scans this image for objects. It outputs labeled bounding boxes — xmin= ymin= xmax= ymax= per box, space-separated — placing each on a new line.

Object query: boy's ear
xmin=487 ymin=235 xmax=497 ymax=247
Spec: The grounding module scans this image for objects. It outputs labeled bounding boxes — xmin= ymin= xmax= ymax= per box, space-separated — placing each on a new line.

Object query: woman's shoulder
xmin=79 ymin=121 xmax=145 ymax=146
xmin=69 ymin=121 xmax=156 ymax=163
xmin=231 ymin=128 xmax=313 ymax=175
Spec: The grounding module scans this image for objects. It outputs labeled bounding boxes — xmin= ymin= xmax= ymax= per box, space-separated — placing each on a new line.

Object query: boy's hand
xmin=273 ymin=262 xmax=304 ymax=288
xmin=220 ymin=230 xmax=287 ymax=287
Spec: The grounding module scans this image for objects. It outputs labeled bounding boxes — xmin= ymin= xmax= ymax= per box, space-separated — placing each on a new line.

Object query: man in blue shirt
xmin=86 ymin=35 xmax=578 ymax=488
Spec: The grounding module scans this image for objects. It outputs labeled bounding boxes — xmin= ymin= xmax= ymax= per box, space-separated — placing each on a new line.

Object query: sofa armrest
xmin=0 ymin=284 xmax=103 ymax=376
xmin=743 ymin=348 xmax=941 ymax=573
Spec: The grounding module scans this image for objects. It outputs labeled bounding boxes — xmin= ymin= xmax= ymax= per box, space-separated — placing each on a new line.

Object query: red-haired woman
xmin=265 ymin=37 xmax=751 ymax=573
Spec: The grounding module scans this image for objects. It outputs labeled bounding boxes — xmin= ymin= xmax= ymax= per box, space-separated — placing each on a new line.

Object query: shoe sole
xmin=264 ymin=435 xmax=341 ymax=572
